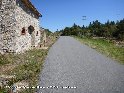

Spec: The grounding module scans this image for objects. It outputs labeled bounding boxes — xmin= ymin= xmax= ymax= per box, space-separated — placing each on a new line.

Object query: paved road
xmin=38 ymin=36 xmax=124 ymax=93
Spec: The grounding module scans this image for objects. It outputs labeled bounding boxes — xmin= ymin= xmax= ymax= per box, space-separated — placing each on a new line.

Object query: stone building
xmin=0 ymin=0 xmax=42 ymax=54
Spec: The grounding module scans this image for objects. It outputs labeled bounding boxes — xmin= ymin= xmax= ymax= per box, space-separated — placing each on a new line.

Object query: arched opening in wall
xmin=28 ymin=25 xmax=34 ymax=34
xmin=28 ymin=25 xmax=35 ymax=47
xmin=21 ymin=27 xmax=26 ymax=35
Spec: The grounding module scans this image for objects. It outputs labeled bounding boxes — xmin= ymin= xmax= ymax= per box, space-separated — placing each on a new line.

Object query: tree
xmin=115 ymin=19 xmax=124 ymax=40
xmin=60 ymin=19 xmax=124 ymax=40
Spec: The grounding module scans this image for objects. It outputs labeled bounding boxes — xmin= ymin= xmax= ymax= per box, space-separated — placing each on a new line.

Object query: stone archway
xmin=28 ymin=25 xmax=35 ymax=47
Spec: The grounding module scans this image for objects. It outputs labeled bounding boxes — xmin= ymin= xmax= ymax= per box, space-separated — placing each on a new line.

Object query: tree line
xmin=60 ymin=19 xmax=124 ymax=40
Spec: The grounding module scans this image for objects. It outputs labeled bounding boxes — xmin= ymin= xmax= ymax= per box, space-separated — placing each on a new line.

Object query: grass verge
xmin=0 ymin=35 xmax=58 ymax=93
xmin=0 ymin=49 xmax=48 ymax=93
xmin=74 ymin=36 xmax=124 ymax=64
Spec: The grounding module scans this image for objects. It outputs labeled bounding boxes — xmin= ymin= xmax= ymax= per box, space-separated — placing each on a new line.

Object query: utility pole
xmin=82 ymin=16 xmax=86 ymax=20
xmin=82 ymin=16 xmax=86 ymax=37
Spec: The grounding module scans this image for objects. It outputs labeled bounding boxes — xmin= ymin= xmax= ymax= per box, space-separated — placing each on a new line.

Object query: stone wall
xmin=0 ymin=0 xmax=16 ymax=54
xmin=15 ymin=0 xmax=41 ymax=53
xmin=0 ymin=0 xmax=41 ymax=54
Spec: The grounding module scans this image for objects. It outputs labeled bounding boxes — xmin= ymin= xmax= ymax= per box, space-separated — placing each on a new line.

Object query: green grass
xmin=12 ymin=49 xmax=47 ymax=82
xmin=0 ymin=49 xmax=48 ymax=93
xmin=74 ymin=36 xmax=124 ymax=64
xmin=0 ymin=54 xmax=15 ymax=66
xmin=12 ymin=49 xmax=48 ymax=93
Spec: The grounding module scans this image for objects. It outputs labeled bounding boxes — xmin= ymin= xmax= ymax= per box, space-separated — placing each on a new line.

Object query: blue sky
xmin=30 ymin=0 xmax=124 ymax=32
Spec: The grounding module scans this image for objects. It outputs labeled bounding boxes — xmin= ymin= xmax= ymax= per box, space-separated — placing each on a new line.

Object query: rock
xmin=0 ymin=75 xmax=16 ymax=79
xmin=0 ymin=75 xmax=16 ymax=87
xmin=12 ymin=81 xmax=29 ymax=92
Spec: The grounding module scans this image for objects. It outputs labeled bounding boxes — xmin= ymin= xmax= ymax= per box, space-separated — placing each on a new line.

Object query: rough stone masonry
xmin=0 ymin=0 xmax=42 ymax=54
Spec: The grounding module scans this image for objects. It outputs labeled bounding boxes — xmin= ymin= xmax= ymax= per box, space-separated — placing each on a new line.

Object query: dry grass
xmin=0 ymin=35 xmax=58 ymax=93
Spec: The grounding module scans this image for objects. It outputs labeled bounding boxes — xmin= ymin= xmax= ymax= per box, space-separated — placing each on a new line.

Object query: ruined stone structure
xmin=0 ymin=0 xmax=42 ymax=54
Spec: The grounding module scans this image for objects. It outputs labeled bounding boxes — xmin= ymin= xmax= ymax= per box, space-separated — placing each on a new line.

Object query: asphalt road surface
xmin=38 ymin=36 xmax=124 ymax=93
